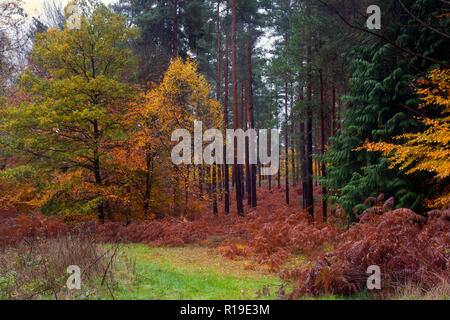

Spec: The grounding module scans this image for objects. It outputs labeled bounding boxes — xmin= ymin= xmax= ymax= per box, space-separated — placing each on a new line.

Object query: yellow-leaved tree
xmin=113 ymin=57 xmax=222 ymax=218
xmin=361 ymin=68 xmax=450 ymax=209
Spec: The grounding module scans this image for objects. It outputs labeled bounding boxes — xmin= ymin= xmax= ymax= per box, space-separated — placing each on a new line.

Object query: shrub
xmin=286 ymin=205 xmax=450 ymax=298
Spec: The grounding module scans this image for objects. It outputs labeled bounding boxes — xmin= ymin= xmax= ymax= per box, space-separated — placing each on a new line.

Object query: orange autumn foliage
xmin=360 ymin=69 xmax=450 ymax=209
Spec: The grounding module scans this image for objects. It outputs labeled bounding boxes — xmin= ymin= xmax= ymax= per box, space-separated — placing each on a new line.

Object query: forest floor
xmin=103 ymin=244 xmax=360 ymax=300
xmin=0 ymin=185 xmax=448 ymax=300
xmin=110 ymin=245 xmax=284 ymax=300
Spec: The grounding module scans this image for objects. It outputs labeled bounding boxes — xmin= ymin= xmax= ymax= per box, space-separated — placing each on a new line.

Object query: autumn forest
xmin=0 ymin=0 xmax=448 ymax=301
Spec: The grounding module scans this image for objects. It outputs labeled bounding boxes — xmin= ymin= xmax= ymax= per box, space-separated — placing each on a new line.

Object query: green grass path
xmin=112 ymin=245 xmax=284 ymax=300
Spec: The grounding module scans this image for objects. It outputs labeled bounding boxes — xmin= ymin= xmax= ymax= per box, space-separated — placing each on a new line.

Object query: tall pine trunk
xmin=305 ymin=42 xmax=314 ymax=217
xmin=247 ymin=39 xmax=257 ymax=207
xmin=331 ymin=84 xmax=336 ymax=137
xmin=244 ymin=82 xmax=251 ymax=205
xmin=232 ymin=0 xmax=243 ymax=215
xmin=211 ymin=0 xmax=222 ymax=214
xmin=268 ymin=99 xmax=272 ymax=191
xmin=319 ymin=70 xmax=327 ymax=221
xmin=223 ymin=0 xmax=230 ymax=213
xmin=284 ymin=77 xmax=290 ymax=205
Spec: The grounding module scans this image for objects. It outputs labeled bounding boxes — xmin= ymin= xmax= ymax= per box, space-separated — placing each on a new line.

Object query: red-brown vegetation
xmin=1 ymin=187 xmax=448 ymax=297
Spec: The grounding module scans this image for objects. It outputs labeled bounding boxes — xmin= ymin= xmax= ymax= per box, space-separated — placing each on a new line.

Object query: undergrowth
xmin=1 ymin=187 xmax=448 ymax=299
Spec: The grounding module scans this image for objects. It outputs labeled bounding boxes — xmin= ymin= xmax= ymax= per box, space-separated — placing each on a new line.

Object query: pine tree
xmin=324 ymin=0 xmax=449 ymax=220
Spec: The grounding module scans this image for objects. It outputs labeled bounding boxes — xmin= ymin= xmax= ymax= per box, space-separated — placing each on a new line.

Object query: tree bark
xmin=268 ymin=98 xmax=272 ymax=191
xmin=284 ymin=77 xmax=289 ymax=205
xmin=337 ymin=87 xmax=342 ymax=130
xmin=93 ymin=119 xmax=104 ymax=223
xmin=305 ymin=42 xmax=314 ymax=217
xmin=144 ymin=151 xmax=154 ymax=215
xmin=232 ymin=0 xmax=243 ymax=215
xmin=247 ymin=38 xmax=257 ymax=207
xmin=244 ymin=81 xmax=251 ymax=205
xmin=212 ymin=0 xmax=221 ymax=215
xmin=298 ymin=46 xmax=307 ymax=209
xmin=331 ymin=84 xmax=336 ymax=136
xmin=319 ymin=70 xmax=327 ymax=221
xmin=223 ymin=0 xmax=230 ymax=213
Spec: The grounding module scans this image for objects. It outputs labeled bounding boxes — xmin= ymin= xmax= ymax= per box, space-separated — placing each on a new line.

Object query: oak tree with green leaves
xmin=0 ymin=0 xmax=138 ymax=222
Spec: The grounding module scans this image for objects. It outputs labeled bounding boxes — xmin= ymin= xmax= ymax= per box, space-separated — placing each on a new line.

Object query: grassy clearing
xmin=3 ymin=240 xmax=442 ymax=300
xmin=110 ymin=244 xmax=285 ymax=300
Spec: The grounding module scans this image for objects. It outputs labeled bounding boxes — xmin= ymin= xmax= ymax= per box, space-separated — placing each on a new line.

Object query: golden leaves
xmin=360 ymin=69 xmax=450 ymax=209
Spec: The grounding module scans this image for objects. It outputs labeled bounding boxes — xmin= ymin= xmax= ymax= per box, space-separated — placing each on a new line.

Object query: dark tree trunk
xmin=244 ymin=82 xmax=252 ymax=206
xmin=212 ymin=164 xmax=218 ymax=214
xmin=337 ymin=87 xmax=342 ymax=130
xmin=298 ymin=47 xmax=307 ymax=209
xmin=199 ymin=165 xmax=203 ymax=198
xmin=243 ymin=82 xmax=252 ymax=206
xmin=238 ymin=83 xmax=246 ymax=200
xmin=223 ymin=0 xmax=230 ymax=213
xmin=247 ymin=38 xmax=257 ymax=207
xmin=212 ymin=0 xmax=221 ymax=215
xmin=277 ymin=136 xmax=281 ymax=189
xmin=240 ymin=84 xmax=245 ymax=201
xmin=93 ymin=119 xmax=104 ymax=223
xmin=291 ymin=129 xmax=296 ymax=187
xmin=300 ymin=120 xmax=307 ymax=208
xmin=258 ymin=130 xmax=262 ymax=187
xmin=232 ymin=0 xmax=243 ymax=215
xmin=284 ymin=77 xmax=289 ymax=205
xmin=319 ymin=70 xmax=327 ymax=221
xmin=268 ymin=103 xmax=272 ymax=191
xmin=144 ymin=151 xmax=154 ymax=215
xmin=331 ymin=84 xmax=336 ymax=137
xmin=305 ymin=43 xmax=314 ymax=217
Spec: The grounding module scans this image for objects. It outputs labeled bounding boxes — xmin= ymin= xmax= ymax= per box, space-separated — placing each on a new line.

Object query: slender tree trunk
xmin=331 ymin=84 xmax=336 ymax=137
xmin=290 ymin=82 xmax=296 ymax=187
xmin=268 ymin=102 xmax=272 ymax=191
xmin=277 ymin=124 xmax=281 ymax=190
xmin=93 ymin=119 xmax=104 ymax=223
xmin=319 ymin=70 xmax=327 ymax=221
xmin=212 ymin=165 xmax=218 ymax=214
xmin=247 ymin=38 xmax=257 ymax=207
xmin=258 ymin=130 xmax=262 ymax=187
xmin=244 ymin=82 xmax=251 ymax=205
xmin=284 ymin=77 xmax=289 ymax=205
xmin=298 ymin=46 xmax=307 ymax=209
xmin=144 ymin=151 xmax=154 ymax=215
xmin=184 ymin=168 xmax=189 ymax=216
xmin=172 ymin=0 xmax=178 ymax=58
xmin=211 ymin=0 xmax=222 ymax=214
xmin=337 ymin=87 xmax=342 ymax=130
xmin=218 ymin=163 xmax=222 ymax=200
xmin=206 ymin=164 xmax=211 ymax=195
xmin=291 ymin=129 xmax=296 ymax=187
xmin=232 ymin=0 xmax=243 ymax=215
xmin=315 ymin=125 xmax=319 ymax=187
xmin=305 ymin=42 xmax=314 ymax=217
xmin=199 ymin=164 xmax=203 ymax=198
xmin=223 ymin=0 xmax=230 ymax=213
xmin=240 ymin=84 xmax=245 ymax=201
xmin=216 ymin=0 xmax=221 ymax=201
xmin=300 ymin=120 xmax=307 ymax=208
